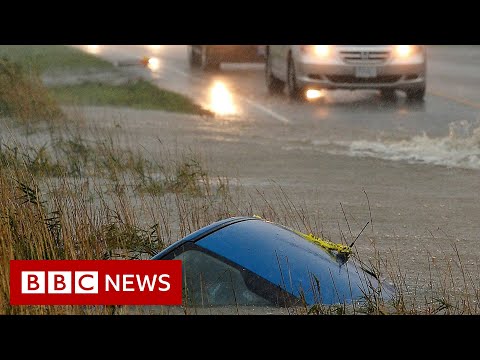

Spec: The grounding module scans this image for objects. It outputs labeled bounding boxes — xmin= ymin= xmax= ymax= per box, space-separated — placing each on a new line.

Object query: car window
xmin=173 ymin=249 xmax=274 ymax=307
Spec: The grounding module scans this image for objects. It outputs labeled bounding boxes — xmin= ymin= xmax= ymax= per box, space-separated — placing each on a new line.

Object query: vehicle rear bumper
xmin=296 ymin=63 xmax=426 ymax=90
xmin=207 ymin=45 xmax=265 ymax=63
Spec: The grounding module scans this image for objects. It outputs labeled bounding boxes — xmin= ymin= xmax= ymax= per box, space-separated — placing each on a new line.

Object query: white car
xmin=265 ymin=45 xmax=426 ymax=101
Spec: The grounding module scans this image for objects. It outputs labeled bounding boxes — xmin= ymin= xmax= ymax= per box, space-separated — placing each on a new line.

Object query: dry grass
xmin=0 ymin=58 xmax=64 ymax=129
xmin=0 ymin=136 xmax=235 ymax=314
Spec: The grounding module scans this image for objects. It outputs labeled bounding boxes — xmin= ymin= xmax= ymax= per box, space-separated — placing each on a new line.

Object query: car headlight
xmin=301 ymin=45 xmax=331 ymax=58
xmin=394 ymin=45 xmax=421 ymax=58
xmin=313 ymin=45 xmax=330 ymax=57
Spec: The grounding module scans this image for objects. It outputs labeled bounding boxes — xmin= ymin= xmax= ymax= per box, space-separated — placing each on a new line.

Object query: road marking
xmin=151 ymin=63 xmax=292 ymax=124
xmin=242 ymin=98 xmax=291 ymax=124
xmin=163 ymin=66 xmax=193 ymax=79
xmin=151 ymin=62 xmax=292 ymax=125
xmin=428 ymin=90 xmax=480 ymax=110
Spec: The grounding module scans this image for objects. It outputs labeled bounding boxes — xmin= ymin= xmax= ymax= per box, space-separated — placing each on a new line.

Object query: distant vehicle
xmin=265 ymin=45 xmax=427 ymax=101
xmin=152 ymin=216 xmax=394 ymax=308
xmin=188 ymin=45 xmax=265 ymax=71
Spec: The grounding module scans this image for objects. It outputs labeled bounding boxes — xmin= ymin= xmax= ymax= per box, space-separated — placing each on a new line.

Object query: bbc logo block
xmin=10 ymin=260 xmax=181 ymax=305
xmin=21 ymin=271 xmax=99 ymax=294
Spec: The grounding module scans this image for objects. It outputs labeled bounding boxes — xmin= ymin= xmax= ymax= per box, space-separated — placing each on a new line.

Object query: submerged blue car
xmin=152 ymin=217 xmax=394 ymax=308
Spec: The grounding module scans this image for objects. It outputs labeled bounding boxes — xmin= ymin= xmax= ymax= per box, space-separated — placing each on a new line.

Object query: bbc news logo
xmin=21 ymin=272 xmax=171 ymax=294
xmin=10 ymin=260 xmax=182 ymax=305
xmin=22 ymin=271 xmax=99 ymax=294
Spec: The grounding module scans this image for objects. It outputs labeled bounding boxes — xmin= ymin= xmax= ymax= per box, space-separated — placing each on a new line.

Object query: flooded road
xmin=76 ymin=45 xmax=480 ymax=170
xmin=72 ymin=45 xmax=480 ymax=296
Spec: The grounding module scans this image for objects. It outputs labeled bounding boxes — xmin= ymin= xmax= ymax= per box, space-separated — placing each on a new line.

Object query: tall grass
xmin=0 ymin=58 xmax=63 ymax=128
xmin=0 ymin=130 xmax=237 ymax=314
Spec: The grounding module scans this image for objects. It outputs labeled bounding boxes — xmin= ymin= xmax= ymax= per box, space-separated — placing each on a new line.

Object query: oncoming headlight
xmin=394 ymin=45 xmax=421 ymax=58
xmin=313 ymin=45 xmax=330 ymax=57
xmin=301 ymin=45 xmax=331 ymax=58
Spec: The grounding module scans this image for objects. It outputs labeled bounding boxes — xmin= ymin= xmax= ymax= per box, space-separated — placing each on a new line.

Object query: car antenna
xmin=349 ymin=221 xmax=370 ymax=248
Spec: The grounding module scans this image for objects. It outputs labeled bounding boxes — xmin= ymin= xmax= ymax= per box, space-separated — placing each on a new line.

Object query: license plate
xmin=355 ymin=66 xmax=377 ymax=78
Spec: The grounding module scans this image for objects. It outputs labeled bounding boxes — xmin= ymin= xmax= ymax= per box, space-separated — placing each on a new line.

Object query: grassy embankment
xmin=0 ymin=45 xmax=209 ymax=115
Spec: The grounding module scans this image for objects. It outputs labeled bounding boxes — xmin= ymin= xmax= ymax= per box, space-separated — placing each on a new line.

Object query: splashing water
xmin=346 ymin=120 xmax=480 ymax=169
xmin=287 ymin=120 xmax=480 ymax=170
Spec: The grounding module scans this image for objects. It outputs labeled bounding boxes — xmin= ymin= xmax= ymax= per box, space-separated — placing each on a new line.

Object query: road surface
xmin=74 ymin=45 xmax=480 ymax=294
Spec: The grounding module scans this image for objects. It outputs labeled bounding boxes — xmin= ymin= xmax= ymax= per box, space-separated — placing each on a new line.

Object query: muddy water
xmin=66 ymin=107 xmax=480 ymax=302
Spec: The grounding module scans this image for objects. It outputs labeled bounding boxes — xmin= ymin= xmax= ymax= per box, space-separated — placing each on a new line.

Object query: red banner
xmin=10 ymin=260 xmax=182 ymax=305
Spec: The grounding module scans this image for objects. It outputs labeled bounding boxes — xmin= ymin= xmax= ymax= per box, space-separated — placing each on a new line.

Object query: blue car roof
xmin=152 ymin=217 xmax=392 ymax=305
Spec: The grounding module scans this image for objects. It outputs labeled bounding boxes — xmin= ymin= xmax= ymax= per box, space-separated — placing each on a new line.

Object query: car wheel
xmin=189 ymin=46 xmax=201 ymax=68
xmin=406 ymin=85 xmax=426 ymax=101
xmin=287 ymin=56 xmax=304 ymax=100
xmin=201 ymin=46 xmax=220 ymax=71
xmin=380 ymin=89 xmax=397 ymax=100
xmin=265 ymin=53 xmax=285 ymax=94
